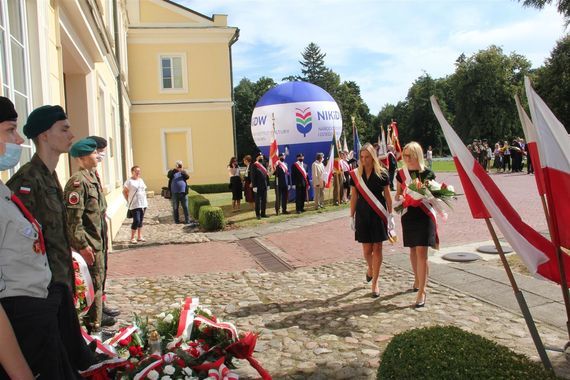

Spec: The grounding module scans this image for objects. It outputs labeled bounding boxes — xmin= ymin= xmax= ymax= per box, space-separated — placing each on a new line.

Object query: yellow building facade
xmin=1 ymin=0 xmax=238 ymax=241
xmin=127 ymin=0 xmax=239 ymax=191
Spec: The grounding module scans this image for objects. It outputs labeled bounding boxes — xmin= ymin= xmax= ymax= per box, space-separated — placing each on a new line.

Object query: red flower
xmin=73 ymin=261 xmax=80 ymax=270
xmin=119 ymin=336 xmax=132 ymax=346
xmin=128 ymin=345 xmax=143 ymax=357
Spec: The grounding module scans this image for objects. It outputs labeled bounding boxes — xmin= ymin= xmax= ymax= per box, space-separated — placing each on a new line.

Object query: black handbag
xmin=127 ymin=209 xmax=133 ymax=218
xmin=161 ymin=187 xmax=171 ymax=199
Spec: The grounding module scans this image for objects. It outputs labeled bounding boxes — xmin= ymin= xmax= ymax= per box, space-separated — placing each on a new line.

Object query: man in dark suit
xmin=251 ymin=152 xmax=269 ymax=219
xmin=274 ymin=152 xmax=290 ymax=215
xmin=291 ymin=153 xmax=309 ymax=213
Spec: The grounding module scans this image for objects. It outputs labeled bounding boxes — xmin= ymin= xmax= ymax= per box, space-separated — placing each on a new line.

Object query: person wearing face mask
xmin=274 ymin=152 xmax=290 ymax=215
xmin=0 ymin=97 xmax=100 ymax=379
xmin=64 ymin=139 xmax=115 ymax=335
xmin=251 ymin=152 xmax=269 ymax=219
xmin=85 ymin=136 xmax=120 ymax=319
xmin=291 ymin=153 xmax=309 ymax=213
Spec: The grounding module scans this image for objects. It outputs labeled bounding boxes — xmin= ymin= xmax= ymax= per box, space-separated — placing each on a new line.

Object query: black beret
xmin=256 ymin=151 xmax=263 ymax=158
xmin=24 ymin=105 xmax=67 ymax=139
xmin=70 ymin=138 xmax=97 ymax=158
xmin=0 ymin=97 xmax=18 ymax=123
xmin=87 ymin=136 xmax=107 ymax=149
xmin=296 ymin=153 xmax=304 ymax=158
xmin=278 ymin=152 xmax=285 ymax=158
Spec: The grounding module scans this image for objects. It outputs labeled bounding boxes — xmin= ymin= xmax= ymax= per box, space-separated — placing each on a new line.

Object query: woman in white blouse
xmin=123 ymin=165 xmax=149 ymax=244
xmin=228 ymin=156 xmax=243 ymax=212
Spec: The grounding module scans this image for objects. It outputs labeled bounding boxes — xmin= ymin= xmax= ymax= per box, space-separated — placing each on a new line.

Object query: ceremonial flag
xmin=269 ymin=116 xmax=279 ymax=172
xmin=342 ymin=132 xmax=349 ymax=153
xmin=514 ymin=94 xmax=546 ymax=196
xmin=525 ymin=77 xmax=570 ymax=251
xmin=324 ymin=130 xmax=340 ymax=188
xmin=389 ymin=120 xmax=402 ymax=160
xmin=353 ymin=120 xmax=362 ymax=155
xmin=431 ymin=95 xmax=569 ymax=285
xmin=378 ymin=124 xmax=388 ymax=165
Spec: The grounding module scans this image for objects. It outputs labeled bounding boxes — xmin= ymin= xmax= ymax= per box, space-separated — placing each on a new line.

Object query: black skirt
xmin=230 ymin=176 xmax=243 ymax=200
xmin=401 ymin=206 xmax=437 ymax=248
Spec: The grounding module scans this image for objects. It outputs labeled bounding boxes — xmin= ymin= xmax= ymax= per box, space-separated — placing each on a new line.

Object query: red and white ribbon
xmin=349 ymin=169 xmax=390 ymax=225
xmin=293 ymin=161 xmax=310 ymax=188
xmin=72 ymin=251 xmax=95 ymax=312
xmin=194 ymin=315 xmax=239 ymax=340
xmin=254 ymin=161 xmax=268 ymax=176
xmin=104 ymin=325 xmax=138 ymax=347
xmin=133 ymin=352 xmax=177 ymax=380
xmin=176 ymin=297 xmax=199 ymax=340
xmin=81 ymin=328 xmax=117 ymax=357
xmin=208 ymin=363 xmax=239 ymax=380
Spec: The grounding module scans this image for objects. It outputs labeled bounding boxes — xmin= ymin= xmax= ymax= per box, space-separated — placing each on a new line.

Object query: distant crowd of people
xmin=468 ymin=137 xmax=532 ymax=174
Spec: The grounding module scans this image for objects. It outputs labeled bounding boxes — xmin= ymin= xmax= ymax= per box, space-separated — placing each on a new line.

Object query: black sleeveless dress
xmin=350 ymin=170 xmax=390 ymax=243
xmin=397 ymin=169 xmax=437 ymax=248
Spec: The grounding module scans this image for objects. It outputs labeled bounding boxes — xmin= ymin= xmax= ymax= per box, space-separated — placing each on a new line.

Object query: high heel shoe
xmin=414 ymin=293 xmax=426 ymax=308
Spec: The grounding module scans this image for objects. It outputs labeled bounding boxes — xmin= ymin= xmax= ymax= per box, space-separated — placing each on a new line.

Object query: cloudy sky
xmin=176 ymin=0 xmax=566 ymax=114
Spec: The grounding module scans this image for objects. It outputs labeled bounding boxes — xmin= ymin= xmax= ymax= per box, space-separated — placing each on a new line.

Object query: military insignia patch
xmin=19 ymin=186 xmax=31 ymax=194
xmin=68 ymin=191 xmax=80 ymax=205
xmin=73 ymin=181 xmax=81 ymax=187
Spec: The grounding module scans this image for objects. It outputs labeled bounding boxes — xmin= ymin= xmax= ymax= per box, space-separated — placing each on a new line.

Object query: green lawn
xmin=397 ymin=159 xmax=457 ymax=172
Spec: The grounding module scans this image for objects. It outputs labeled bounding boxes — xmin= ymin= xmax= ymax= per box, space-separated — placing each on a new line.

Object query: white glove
xmin=253 ymin=187 xmax=257 ymax=193
xmin=350 ymin=216 xmax=356 ymax=231
xmin=388 ymin=214 xmax=396 ymax=231
xmin=292 ymin=185 xmax=296 ymax=190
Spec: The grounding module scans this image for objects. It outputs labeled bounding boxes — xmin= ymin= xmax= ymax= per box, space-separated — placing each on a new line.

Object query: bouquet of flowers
xmin=71 ymin=252 xmax=94 ymax=317
xmin=394 ymin=178 xmax=456 ymax=218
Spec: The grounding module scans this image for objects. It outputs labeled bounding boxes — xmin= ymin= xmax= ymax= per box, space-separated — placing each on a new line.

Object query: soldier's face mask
xmin=0 ymin=142 xmax=22 ymax=170
xmin=97 ymin=151 xmax=106 ymax=162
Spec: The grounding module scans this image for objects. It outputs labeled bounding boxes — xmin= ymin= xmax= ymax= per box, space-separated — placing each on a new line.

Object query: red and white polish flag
xmin=524 ymin=77 xmax=570 ymax=252
xmin=431 ymin=96 xmax=570 ymax=285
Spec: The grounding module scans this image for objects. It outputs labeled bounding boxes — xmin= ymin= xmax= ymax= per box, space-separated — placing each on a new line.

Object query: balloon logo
xmin=295 ymin=107 xmax=313 ymax=137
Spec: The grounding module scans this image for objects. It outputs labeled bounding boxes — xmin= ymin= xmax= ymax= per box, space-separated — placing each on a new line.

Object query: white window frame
xmin=161 ymin=128 xmax=193 ymax=174
xmin=158 ymin=53 xmax=187 ymax=93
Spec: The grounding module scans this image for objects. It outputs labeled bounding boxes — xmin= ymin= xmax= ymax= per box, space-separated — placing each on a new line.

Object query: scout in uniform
xmin=64 ymin=138 xmax=115 ymax=333
xmin=87 ymin=136 xmax=120 ymax=318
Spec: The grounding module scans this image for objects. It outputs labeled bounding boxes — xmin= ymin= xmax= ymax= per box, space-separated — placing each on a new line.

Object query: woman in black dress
xmin=228 ymin=157 xmax=243 ymax=212
xmin=396 ymin=142 xmax=436 ymax=308
xmin=242 ymin=155 xmax=255 ymax=209
xmin=350 ymin=143 xmax=393 ymax=298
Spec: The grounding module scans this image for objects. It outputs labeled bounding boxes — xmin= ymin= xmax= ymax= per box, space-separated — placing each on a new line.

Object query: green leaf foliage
xmin=378 ymin=326 xmax=558 ymax=380
xmin=198 ymin=205 xmax=226 ymax=231
xmin=188 ymin=194 xmax=210 ymax=220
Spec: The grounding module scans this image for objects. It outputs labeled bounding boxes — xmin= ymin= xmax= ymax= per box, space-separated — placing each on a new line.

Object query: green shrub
xmin=187 ymin=188 xmax=199 ymax=197
xmin=191 ymin=183 xmax=231 ymax=194
xmin=188 ymin=195 xmax=210 ymax=220
xmin=378 ymin=326 xmax=557 ymax=380
xmin=198 ymin=206 xmax=225 ymax=231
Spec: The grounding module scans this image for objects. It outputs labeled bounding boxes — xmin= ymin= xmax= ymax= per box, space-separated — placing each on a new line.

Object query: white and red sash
xmin=398 ymin=168 xmax=439 ymax=248
xmin=294 ymin=161 xmax=310 ymax=188
xmin=349 ymin=169 xmax=389 ymax=226
xmin=340 ymin=159 xmax=351 ymax=172
xmin=276 ymin=160 xmax=288 ymax=174
xmin=254 ymin=161 xmax=268 ymax=176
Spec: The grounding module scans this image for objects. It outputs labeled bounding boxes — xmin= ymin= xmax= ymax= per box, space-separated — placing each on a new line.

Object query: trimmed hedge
xmin=188 ymin=194 xmax=210 ymax=220
xmin=198 ymin=206 xmax=225 ymax=231
xmin=191 ymin=183 xmax=230 ymax=194
xmin=378 ymin=326 xmax=557 ymax=379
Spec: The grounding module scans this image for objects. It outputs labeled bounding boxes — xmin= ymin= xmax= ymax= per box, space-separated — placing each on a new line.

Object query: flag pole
xmin=272 ymin=113 xmax=279 ymax=216
xmin=484 ymin=218 xmax=552 ymax=370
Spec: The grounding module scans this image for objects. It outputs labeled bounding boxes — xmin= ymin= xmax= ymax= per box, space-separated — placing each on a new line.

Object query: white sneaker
xmin=130 ymin=238 xmax=137 ymax=244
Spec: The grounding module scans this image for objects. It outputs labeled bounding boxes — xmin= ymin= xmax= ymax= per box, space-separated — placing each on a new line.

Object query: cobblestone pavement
xmin=106 ymin=260 xmax=570 ymax=379
xmin=108 ymin=172 xmax=569 ymax=379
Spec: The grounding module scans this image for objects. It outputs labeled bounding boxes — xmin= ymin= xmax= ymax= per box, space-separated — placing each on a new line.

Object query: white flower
xmin=161 ymin=376 xmax=172 ymax=380
xmin=447 ymin=185 xmax=455 ymax=193
xmin=157 ymin=312 xmax=166 ymax=319
xmin=200 ymin=307 xmax=212 ymax=316
xmin=163 ymin=314 xmax=174 ymax=324
xmin=185 ymin=377 xmax=199 ymax=380
xmin=428 ymin=180 xmax=441 ymax=191
xmin=147 ymin=370 xmax=160 ymax=380
xmin=163 ymin=365 xmax=175 ymax=375
xmin=183 ymin=367 xmax=193 ymax=375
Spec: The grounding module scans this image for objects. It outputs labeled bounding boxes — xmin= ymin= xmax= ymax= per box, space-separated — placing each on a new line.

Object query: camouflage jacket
xmin=6 ymin=154 xmax=74 ymax=288
xmin=64 ymin=168 xmax=105 ymax=254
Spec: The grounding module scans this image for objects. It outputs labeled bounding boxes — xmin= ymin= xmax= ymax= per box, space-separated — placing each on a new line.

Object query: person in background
xmin=274 ymin=152 xmax=290 ymax=214
xmin=349 ymin=143 xmax=393 ymax=298
xmin=86 ymin=136 xmax=120 ymax=319
xmin=387 ymin=145 xmax=397 ymax=191
xmin=340 ymin=150 xmax=351 ymax=203
xmin=501 ymin=141 xmax=511 ymax=172
xmin=426 ymin=145 xmax=433 ymax=170
xmin=242 ymin=155 xmax=255 ymax=209
xmin=251 ymin=152 xmax=269 ymax=219
xmin=167 ymin=160 xmax=190 ymax=224
xmin=312 ymin=152 xmax=325 ymax=209
xmin=123 ymin=165 xmax=148 ymax=243
xmin=64 ymin=138 xmax=114 ymax=334
xmin=228 ymin=157 xmax=242 ymax=212
xmin=291 ymin=153 xmax=309 ymax=214
xmin=396 ymin=142 xmax=437 ymax=308
xmin=4 ymin=100 xmax=103 ymax=377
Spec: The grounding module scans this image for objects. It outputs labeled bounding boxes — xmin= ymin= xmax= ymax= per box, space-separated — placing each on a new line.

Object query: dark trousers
xmin=130 ymin=207 xmax=145 ymax=230
xmin=389 ymin=169 xmax=396 ymax=190
xmin=275 ymin=187 xmax=288 ymax=213
xmin=255 ymin=187 xmax=267 ymax=216
xmin=172 ymin=192 xmax=189 ymax=223
xmin=295 ymin=186 xmax=306 ymax=211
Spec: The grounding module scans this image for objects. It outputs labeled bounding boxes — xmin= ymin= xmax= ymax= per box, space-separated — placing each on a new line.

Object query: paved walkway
xmin=108 ymin=172 xmax=570 ymax=379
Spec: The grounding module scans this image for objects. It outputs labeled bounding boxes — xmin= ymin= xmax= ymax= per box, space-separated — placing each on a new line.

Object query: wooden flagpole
xmin=484 ymin=218 xmax=552 ymax=370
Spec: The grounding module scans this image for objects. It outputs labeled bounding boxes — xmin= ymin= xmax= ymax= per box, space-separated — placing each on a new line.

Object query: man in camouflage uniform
xmin=64 ymin=138 xmax=115 ymax=333
xmin=7 ymin=105 xmax=103 ymax=370
xmin=87 ymin=135 xmax=120 ymax=318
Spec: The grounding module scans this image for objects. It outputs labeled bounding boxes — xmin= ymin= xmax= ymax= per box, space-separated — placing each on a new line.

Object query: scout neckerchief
xmin=398 ymin=167 xmax=439 ymax=249
xmin=10 ymin=194 xmax=46 ymax=255
xmin=254 ymin=161 xmax=268 ymax=177
xmin=293 ymin=161 xmax=309 ymax=188
xmin=348 ymin=168 xmax=389 ymax=226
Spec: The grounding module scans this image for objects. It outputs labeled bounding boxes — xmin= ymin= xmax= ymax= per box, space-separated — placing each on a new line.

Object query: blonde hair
xmin=403 ymin=141 xmax=425 ymax=171
xmin=358 ymin=142 xmax=387 ymax=177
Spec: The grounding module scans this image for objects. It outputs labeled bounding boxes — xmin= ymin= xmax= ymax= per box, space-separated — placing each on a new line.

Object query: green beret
xmin=23 ymin=105 xmax=67 ymax=139
xmin=70 ymin=138 xmax=97 ymax=158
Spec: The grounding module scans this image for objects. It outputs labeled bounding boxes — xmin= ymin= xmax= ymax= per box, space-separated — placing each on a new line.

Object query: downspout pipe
xmin=113 ymin=0 xmax=127 ymax=181
xmin=229 ymin=28 xmax=240 ymax=157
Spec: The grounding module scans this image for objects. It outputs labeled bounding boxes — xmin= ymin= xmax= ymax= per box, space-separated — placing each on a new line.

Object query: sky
xmin=175 ymin=0 xmax=567 ymax=114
